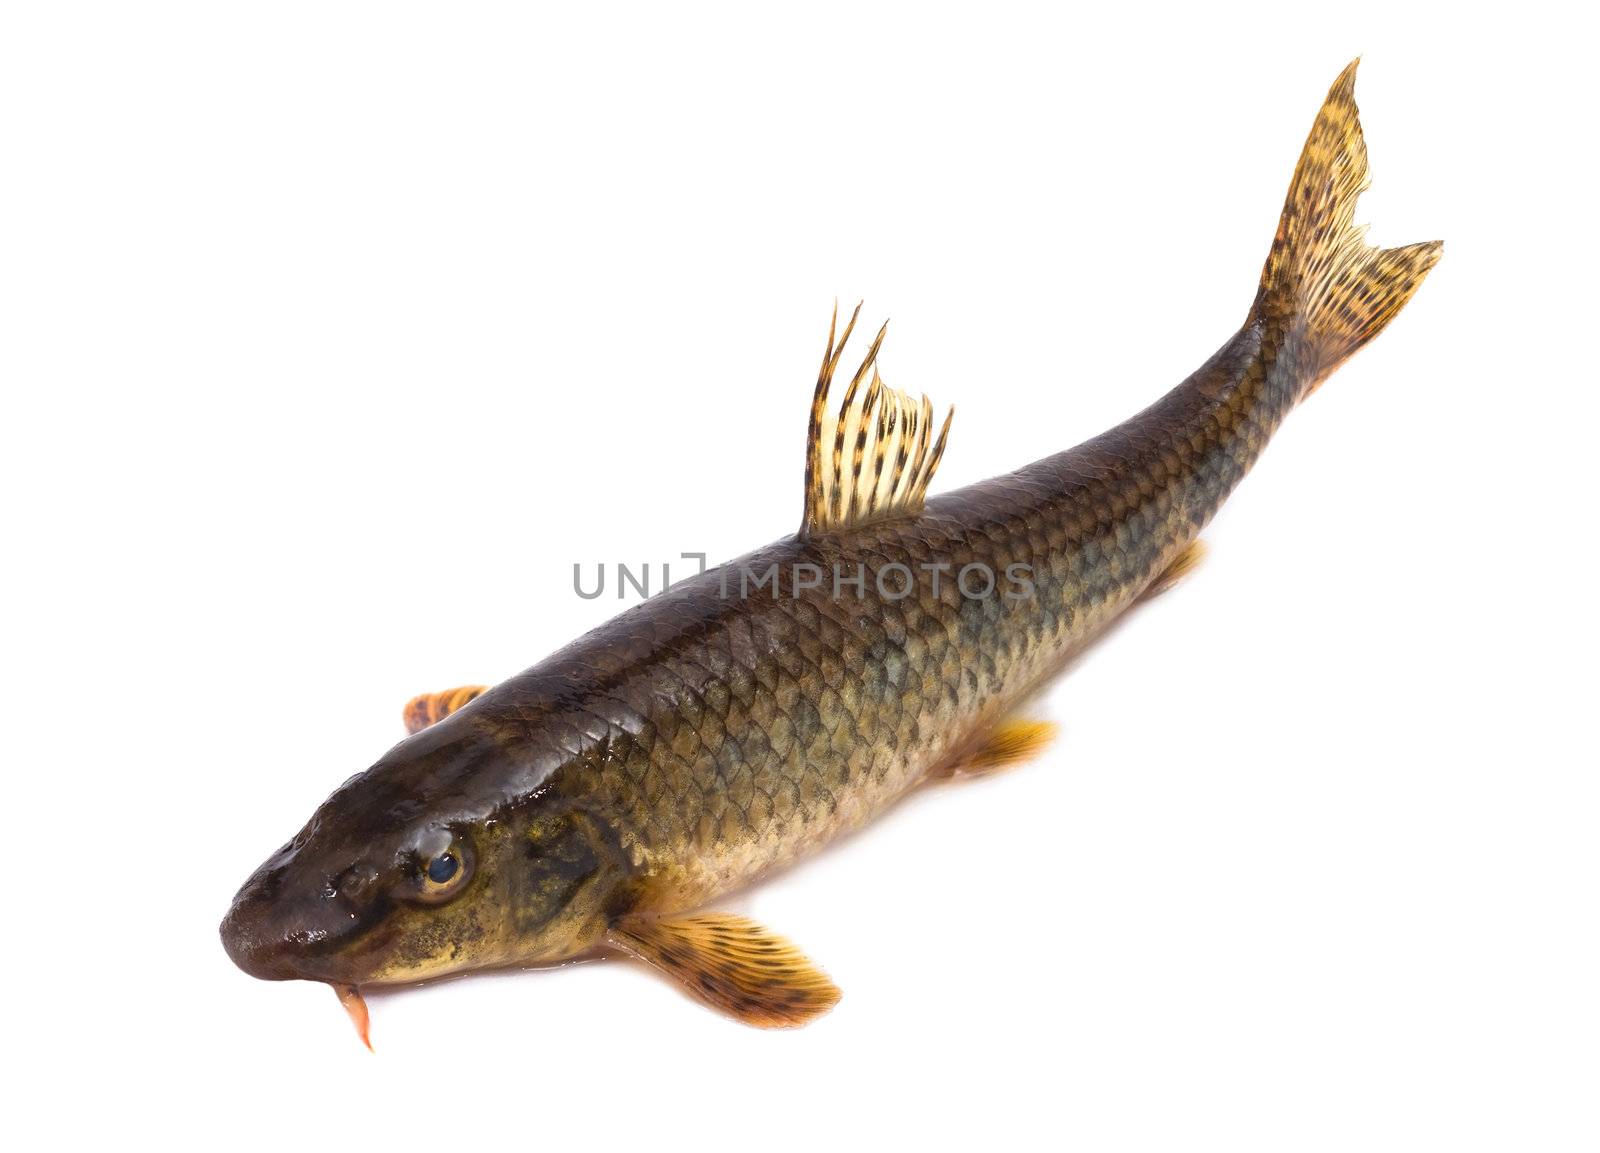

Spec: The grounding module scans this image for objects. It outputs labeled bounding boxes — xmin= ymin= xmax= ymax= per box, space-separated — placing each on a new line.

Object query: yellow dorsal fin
xmin=801 ymin=302 xmax=953 ymax=536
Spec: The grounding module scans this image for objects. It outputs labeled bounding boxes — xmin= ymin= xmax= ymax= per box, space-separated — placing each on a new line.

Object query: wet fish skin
xmin=481 ymin=316 xmax=1275 ymax=914
xmin=221 ymin=60 xmax=1439 ymax=1022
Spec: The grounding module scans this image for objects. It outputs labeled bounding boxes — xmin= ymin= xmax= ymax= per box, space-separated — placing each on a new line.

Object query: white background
xmin=3 ymin=3 xmax=1594 ymax=1150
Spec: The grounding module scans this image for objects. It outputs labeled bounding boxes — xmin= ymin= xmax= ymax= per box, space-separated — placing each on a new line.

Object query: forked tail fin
xmin=1255 ymin=60 xmax=1442 ymax=394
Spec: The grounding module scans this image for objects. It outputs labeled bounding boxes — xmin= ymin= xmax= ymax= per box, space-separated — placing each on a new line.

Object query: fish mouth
xmin=220 ymin=853 xmax=396 ymax=984
xmin=224 ymin=911 xmax=377 ymax=1047
xmin=220 ymin=900 xmax=305 ymax=981
xmin=220 ymin=896 xmax=396 ymax=983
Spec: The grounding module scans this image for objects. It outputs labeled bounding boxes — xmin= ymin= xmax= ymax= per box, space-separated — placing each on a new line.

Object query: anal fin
xmin=1140 ymin=539 xmax=1206 ymax=602
xmin=607 ymin=912 xmax=841 ymax=1028
xmin=937 ymin=717 xmax=1058 ymax=779
xmin=403 ymin=685 xmax=488 ymax=735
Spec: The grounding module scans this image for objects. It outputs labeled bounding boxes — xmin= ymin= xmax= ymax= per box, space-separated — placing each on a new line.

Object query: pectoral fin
xmin=936 ymin=717 xmax=1058 ymax=778
xmin=403 ymin=685 xmax=488 ymax=734
xmin=607 ymin=912 xmax=841 ymax=1028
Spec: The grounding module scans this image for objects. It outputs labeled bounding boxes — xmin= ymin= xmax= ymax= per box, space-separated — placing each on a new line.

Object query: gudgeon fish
xmin=221 ymin=61 xmax=1440 ymax=1043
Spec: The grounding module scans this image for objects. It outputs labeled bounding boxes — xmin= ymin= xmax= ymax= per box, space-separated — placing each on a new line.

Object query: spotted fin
xmin=937 ymin=717 xmax=1058 ymax=778
xmin=403 ymin=685 xmax=488 ymax=735
xmin=801 ymin=302 xmax=953 ymax=536
xmin=607 ymin=912 xmax=841 ymax=1028
xmin=1255 ymin=59 xmax=1442 ymax=396
xmin=1140 ymin=539 xmax=1207 ymax=602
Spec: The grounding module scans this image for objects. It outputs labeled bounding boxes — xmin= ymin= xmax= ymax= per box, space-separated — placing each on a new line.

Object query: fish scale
xmin=532 ymin=366 xmax=1272 ymax=907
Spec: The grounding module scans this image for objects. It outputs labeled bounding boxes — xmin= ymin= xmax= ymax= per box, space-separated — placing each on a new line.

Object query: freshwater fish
xmin=221 ymin=61 xmax=1440 ymax=1042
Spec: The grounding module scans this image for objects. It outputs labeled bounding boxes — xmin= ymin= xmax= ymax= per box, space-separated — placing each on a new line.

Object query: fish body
xmin=222 ymin=61 xmax=1440 ymax=1033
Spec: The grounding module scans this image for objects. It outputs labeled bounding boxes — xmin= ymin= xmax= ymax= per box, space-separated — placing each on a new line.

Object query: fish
xmin=220 ymin=60 xmax=1440 ymax=1042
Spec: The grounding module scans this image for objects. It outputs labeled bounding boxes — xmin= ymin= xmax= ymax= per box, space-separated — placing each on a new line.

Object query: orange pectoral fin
xmin=402 ymin=685 xmax=488 ymax=735
xmin=607 ymin=912 xmax=841 ymax=1028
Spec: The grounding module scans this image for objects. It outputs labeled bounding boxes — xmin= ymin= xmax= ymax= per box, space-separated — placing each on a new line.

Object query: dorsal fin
xmin=801 ymin=302 xmax=953 ymax=536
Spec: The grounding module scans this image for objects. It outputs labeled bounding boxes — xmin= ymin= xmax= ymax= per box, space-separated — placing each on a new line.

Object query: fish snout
xmin=220 ymin=865 xmax=306 ymax=981
xmin=222 ymin=846 xmax=391 ymax=983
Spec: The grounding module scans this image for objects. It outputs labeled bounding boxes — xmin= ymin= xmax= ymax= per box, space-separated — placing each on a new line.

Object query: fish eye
xmin=413 ymin=832 xmax=474 ymax=903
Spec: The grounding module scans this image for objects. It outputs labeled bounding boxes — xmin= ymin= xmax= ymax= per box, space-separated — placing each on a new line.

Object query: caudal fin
xmin=1255 ymin=60 xmax=1442 ymax=394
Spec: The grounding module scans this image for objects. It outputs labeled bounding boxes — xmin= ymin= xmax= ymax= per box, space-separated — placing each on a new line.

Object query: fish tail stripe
xmin=1256 ymin=58 xmax=1442 ymax=394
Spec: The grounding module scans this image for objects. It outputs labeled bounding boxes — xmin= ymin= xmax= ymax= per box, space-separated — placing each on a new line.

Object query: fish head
xmin=220 ymin=810 xmax=493 ymax=986
xmin=220 ymin=721 xmax=628 ymax=988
